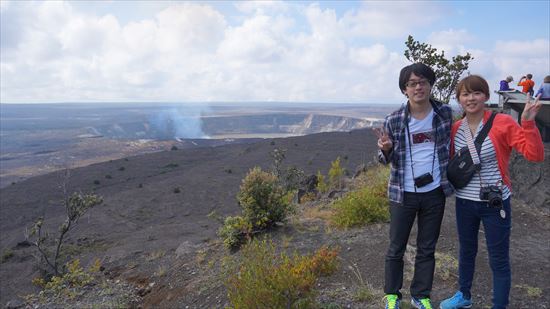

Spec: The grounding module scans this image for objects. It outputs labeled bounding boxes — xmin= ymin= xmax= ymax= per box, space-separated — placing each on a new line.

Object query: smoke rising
xmin=150 ymin=105 xmax=210 ymax=139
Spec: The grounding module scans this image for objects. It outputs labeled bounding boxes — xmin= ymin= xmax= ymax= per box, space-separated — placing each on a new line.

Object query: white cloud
xmin=427 ymin=29 xmax=473 ymax=56
xmin=0 ymin=1 xmax=547 ymax=105
xmin=342 ymin=2 xmax=445 ymax=38
xmin=349 ymin=44 xmax=389 ymax=67
xmin=234 ymin=1 xmax=289 ymax=15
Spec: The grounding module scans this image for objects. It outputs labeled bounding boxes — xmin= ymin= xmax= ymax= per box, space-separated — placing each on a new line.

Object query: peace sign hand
xmin=374 ymin=127 xmax=393 ymax=152
xmin=522 ymin=94 xmax=542 ymax=122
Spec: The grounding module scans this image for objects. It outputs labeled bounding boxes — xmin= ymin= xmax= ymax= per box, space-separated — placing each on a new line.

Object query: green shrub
xmin=237 ymin=167 xmax=291 ymax=230
xmin=225 ymin=239 xmax=338 ymax=309
xmin=218 ymin=216 xmax=252 ymax=249
xmin=118 ymin=166 xmax=125 ymax=171
xmin=93 ymin=180 xmax=100 ymax=185
xmin=31 ymin=259 xmax=100 ymax=299
xmin=328 ymin=157 xmax=344 ymax=190
xmin=331 ymin=165 xmax=390 ymax=228
xmin=316 ymin=171 xmax=328 ymax=194
xmin=173 ymin=187 xmax=181 ymax=193
xmin=105 ymin=174 xmax=112 ymax=179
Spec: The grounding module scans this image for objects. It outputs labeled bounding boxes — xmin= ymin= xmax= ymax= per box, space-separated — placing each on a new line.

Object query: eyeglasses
xmin=405 ymin=79 xmax=429 ymax=88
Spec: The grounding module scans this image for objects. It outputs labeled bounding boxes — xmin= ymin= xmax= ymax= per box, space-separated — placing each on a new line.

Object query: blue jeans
xmin=455 ymin=197 xmax=511 ymax=309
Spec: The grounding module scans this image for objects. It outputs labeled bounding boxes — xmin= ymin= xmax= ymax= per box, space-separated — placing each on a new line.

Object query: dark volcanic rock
xmin=0 ymin=129 xmax=379 ymax=303
xmin=509 ymin=144 xmax=550 ymax=213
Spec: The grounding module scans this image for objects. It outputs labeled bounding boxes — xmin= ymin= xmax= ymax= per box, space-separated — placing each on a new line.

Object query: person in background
xmin=440 ymin=75 xmax=544 ymax=309
xmin=498 ymin=76 xmax=514 ymax=91
xmin=535 ymin=75 xmax=550 ymax=100
xmin=376 ymin=63 xmax=454 ymax=309
xmin=517 ymin=74 xmax=535 ymax=95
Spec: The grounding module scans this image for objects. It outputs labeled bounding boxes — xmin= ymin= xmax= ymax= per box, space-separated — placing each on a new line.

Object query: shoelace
xmin=419 ymin=298 xmax=432 ymax=309
xmin=384 ymin=295 xmax=398 ymax=308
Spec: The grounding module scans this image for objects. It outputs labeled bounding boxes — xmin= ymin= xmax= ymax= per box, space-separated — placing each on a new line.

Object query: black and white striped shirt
xmin=454 ymin=120 xmax=511 ymax=201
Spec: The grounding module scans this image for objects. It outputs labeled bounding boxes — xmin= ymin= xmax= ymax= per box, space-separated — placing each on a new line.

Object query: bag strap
xmin=473 ymin=111 xmax=497 ymax=153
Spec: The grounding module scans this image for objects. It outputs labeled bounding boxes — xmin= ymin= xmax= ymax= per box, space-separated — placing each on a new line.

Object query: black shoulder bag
xmin=447 ymin=112 xmax=497 ymax=189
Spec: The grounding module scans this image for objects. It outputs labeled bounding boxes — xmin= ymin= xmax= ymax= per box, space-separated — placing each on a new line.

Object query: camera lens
xmin=489 ymin=197 xmax=502 ymax=208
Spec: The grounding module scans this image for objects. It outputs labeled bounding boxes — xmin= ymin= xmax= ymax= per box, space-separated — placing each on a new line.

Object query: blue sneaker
xmin=439 ymin=291 xmax=472 ymax=309
xmin=384 ymin=294 xmax=400 ymax=309
xmin=411 ymin=297 xmax=433 ymax=309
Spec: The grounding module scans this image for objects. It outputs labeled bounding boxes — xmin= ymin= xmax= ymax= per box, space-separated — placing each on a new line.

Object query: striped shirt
xmin=453 ymin=119 xmax=511 ymax=201
xmin=378 ymin=99 xmax=454 ymax=204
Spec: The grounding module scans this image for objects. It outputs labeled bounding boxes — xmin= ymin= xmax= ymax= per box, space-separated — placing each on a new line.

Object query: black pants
xmin=384 ymin=187 xmax=445 ymax=299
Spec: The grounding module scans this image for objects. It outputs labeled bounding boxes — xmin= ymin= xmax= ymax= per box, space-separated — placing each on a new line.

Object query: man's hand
xmin=521 ymin=94 xmax=542 ymax=122
xmin=374 ymin=127 xmax=393 ymax=152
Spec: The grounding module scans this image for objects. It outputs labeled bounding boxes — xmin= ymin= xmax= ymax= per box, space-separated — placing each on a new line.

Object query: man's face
xmin=403 ymin=73 xmax=432 ymax=105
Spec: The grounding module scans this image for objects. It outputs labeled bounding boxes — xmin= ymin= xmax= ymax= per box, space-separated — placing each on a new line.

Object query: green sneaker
xmin=411 ymin=297 xmax=432 ymax=309
xmin=384 ymin=294 xmax=400 ymax=309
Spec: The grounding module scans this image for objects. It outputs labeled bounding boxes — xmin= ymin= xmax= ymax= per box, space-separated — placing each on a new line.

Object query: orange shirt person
xmin=518 ymin=74 xmax=535 ymax=95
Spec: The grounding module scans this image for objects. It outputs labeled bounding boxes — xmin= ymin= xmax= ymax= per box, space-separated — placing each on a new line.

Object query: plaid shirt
xmin=378 ymin=99 xmax=454 ymax=204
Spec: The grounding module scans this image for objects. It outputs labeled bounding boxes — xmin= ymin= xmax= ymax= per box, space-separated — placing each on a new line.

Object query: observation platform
xmin=494 ymin=90 xmax=550 ymax=142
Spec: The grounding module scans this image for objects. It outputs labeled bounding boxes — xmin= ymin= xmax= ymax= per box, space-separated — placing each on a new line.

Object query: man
xmin=499 ymin=76 xmax=514 ymax=91
xmin=376 ymin=63 xmax=454 ymax=309
xmin=517 ymin=74 xmax=535 ymax=96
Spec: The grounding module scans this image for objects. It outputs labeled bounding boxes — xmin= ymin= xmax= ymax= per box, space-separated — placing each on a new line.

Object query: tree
xmin=404 ymin=35 xmax=473 ymax=104
xmin=25 ymin=169 xmax=102 ymax=276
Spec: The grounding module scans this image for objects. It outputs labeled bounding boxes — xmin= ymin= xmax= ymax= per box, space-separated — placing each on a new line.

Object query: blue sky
xmin=1 ymin=1 xmax=549 ymax=104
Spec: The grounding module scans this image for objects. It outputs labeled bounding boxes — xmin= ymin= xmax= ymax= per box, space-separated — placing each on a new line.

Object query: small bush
xmin=31 ymin=259 xmax=101 ymax=299
xmin=237 ymin=167 xmax=291 ymax=230
xmin=105 ymin=174 xmax=112 ymax=179
xmin=330 ymin=165 xmax=390 ymax=228
xmin=328 ymin=157 xmax=344 ymax=190
xmin=118 ymin=166 xmax=125 ymax=171
xmin=225 ymin=239 xmax=338 ymax=309
xmin=171 ymin=145 xmax=178 ymax=151
xmin=26 ymin=191 xmax=103 ymax=276
xmin=218 ymin=216 xmax=252 ymax=249
xmin=219 ymin=167 xmax=292 ymax=249
xmin=316 ymin=171 xmax=328 ymax=194
xmin=173 ymin=187 xmax=181 ymax=194
xmin=164 ymin=163 xmax=179 ymax=168
xmin=93 ymin=180 xmax=100 ymax=185
xmin=138 ymin=183 xmax=143 ymax=188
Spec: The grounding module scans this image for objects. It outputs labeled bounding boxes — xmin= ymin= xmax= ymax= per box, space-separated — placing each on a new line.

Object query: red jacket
xmin=450 ymin=110 xmax=544 ymax=189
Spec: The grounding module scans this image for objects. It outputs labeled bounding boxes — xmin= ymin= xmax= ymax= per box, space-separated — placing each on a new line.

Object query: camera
xmin=414 ymin=173 xmax=434 ymax=188
xmin=479 ymin=186 xmax=503 ymax=208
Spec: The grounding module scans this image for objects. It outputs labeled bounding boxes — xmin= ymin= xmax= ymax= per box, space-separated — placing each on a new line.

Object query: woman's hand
xmin=521 ymin=94 xmax=542 ymax=121
xmin=374 ymin=127 xmax=393 ymax=152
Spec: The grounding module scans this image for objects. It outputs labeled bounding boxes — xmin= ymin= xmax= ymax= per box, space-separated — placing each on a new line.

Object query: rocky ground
xmin=1 ymin=130 xmax=548 ymax=308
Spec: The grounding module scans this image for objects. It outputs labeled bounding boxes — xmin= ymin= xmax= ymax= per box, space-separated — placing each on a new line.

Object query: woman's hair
xmin=455 ymin=75 xmax=490 ymax=100
xmin=544 ymin=75 xmax=550 ymax=83
xmin=398 ymin=63 xmax=436 ymax=92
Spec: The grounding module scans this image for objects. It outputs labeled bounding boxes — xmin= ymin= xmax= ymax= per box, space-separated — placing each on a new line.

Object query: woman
xmin=535 ymin=75 xmax=550 ymax=100
xmin=440 ymin=75 xmax=544 ymax=309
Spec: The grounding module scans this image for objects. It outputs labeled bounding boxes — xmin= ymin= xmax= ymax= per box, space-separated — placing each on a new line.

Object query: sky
xmin=1 ymin=0 xmax=549 ymax=105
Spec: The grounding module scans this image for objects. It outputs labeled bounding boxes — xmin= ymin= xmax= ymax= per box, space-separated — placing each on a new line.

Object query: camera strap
xmin=405 ymin=105 xmax=437 ymax=192
xmin=464 ymin=111 xmax=497 ymax=188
